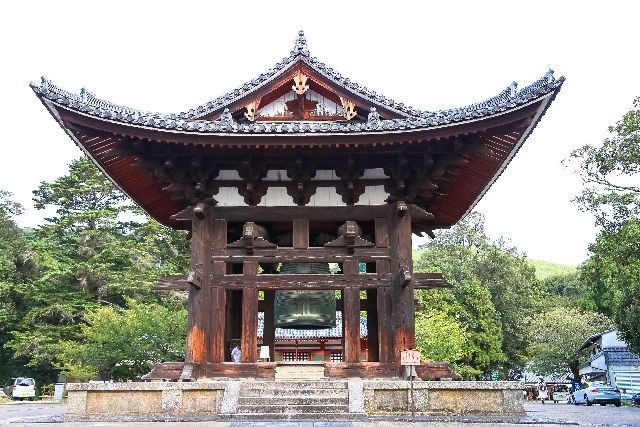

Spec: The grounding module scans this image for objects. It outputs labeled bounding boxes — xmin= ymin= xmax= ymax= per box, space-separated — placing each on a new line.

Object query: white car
xmin=572 ymin=382 xmax=621 ymax=407
xmin=11 ymin=377 xmax=36 ymax=401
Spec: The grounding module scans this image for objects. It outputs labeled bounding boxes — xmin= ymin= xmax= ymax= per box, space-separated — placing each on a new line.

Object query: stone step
xmin=222 ymin=412 xmax=363 ymax=421
xmin=239 ymin=381 xmax=348 ymax=390
xmin=237 ymin=396 xmax=347 ymax=406
xmin=240 ymin=388 xmax=348 ymax=397
xmin=236 ymin=404 xmax=349 ymax=414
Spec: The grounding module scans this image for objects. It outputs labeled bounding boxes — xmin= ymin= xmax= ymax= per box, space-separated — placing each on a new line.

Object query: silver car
xmin=572 ymin=382 xmax=621 ymax=407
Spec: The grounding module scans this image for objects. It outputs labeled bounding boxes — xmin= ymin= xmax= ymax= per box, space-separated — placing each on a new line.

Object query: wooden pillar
xmin=293 ymin=218 xmax=309 ymax=248
xmin=186 ymin=204 xmax=213 ymax=364
xmin=389 ymin=202 xmax=415 ymax=365
xmin=366 ymin=289 xmax=379 ymax=362
xmin=209 ymin=219 xmax=227 ymax=363
xmin=342 ymin=260 xmax=360 ymax=363
xmin=241 ymin=261 xmax=259 ymax=363
xmin=263 ymin=290 xmax=276 ymax=361
xmin=375 ymin=217 xmax=393 ymax=363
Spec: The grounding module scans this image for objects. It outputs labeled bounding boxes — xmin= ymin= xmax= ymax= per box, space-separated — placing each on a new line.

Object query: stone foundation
xmin=363 ymin=380 xmax=524 ymax=415
xmin=65 ymin=380 xmax=523 ymax=419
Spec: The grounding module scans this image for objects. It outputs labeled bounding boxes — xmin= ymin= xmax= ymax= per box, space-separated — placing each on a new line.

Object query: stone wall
xmin=66 ymin=382 xmax=226 ymax=417
xmin=363 ymin=381 xmax=524 ymax=415
xmin=65 ymin=380 xmax=524 ymax=418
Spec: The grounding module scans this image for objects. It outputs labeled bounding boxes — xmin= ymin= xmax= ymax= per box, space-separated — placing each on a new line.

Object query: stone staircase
xmin=234 ymin=380 xmax=352 ymax=420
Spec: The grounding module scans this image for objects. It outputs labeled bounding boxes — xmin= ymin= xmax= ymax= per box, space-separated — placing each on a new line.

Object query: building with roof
xmin=256 ymin=312 xmax=368 ymax=362
xmin=579 ymin=329 xmax=640 ymax=394
xmin=31 ymin=31 xmax=563 ymax=380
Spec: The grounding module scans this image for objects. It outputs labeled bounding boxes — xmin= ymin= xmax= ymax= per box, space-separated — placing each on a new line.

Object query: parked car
xmin=572 ymin=382 xmax=621 ymax=407
xmin=10 ymin=377 xmax=36 ymax=401
xmin=633 ymin=392 xmax=640 ymax=405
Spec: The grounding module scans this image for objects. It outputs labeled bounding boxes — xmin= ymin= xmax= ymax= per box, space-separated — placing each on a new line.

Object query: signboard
xmin=400 ymin=349 xmax=421 ymax=366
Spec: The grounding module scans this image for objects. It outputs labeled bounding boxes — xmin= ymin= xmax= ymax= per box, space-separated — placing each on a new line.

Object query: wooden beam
xmin=293 ymin=218 xmax=309 ymax=249
xmin=186 ymin=204 xmax=213 ymax=364
xmin=241 ymin=261 xmax=259 ymax=363
xmin=342 ymin=260 xmax=360 ymax=364
xmin=211 ymin=246 xmax=390 ymax=263
xmin=389 ymin=201 xmax=415 ymax=366
xmin=366 ymin=289 xmax=379 ymax=362
xmin=263 ymin=290 xmax=276 ymax=361
xmin=376 ymin=260 xmax=393 ymax=363
xmin=157 ymin=272 xmax=450 ymax=292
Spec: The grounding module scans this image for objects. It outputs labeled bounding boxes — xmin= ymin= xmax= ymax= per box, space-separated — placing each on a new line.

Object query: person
xmin=537 ymin=377 xmax=548 ymax=404
xmin=231 ymin=344 xmax=241 ymax=363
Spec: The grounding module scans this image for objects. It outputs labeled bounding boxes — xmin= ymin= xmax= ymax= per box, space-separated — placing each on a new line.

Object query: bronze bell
xmin=274 ymin=263 xmax=336 ymax=329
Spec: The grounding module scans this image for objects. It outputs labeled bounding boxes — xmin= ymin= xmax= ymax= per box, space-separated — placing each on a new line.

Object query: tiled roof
xmin=604 ymin=348 xmax=640 ymax=366
xmin=256 ymin=311 xmax=367 ymax=339
xmin=30 ymin=31 xmax=563 ymax=135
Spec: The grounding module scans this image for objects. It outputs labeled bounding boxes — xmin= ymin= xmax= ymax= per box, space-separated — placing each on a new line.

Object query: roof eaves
xmin=32 ymin=69 xmax=562 ymax=137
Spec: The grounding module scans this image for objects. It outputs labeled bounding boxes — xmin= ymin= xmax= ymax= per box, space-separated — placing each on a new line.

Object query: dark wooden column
xmin=366 ymin=289 xmax=379 ymax=362
xmin=263 ymin=290 xmax=276 ymax=361
xmin=241 ymin=261 xmax=259 ymax=363
xmin=375 ymin=217 xmax=393 ymax=363
xmin=209 ymin=219 xmax=227 ymax=363
xmin=389 ymin=202 xmax=415 ymax=365
xmin=186 ymin=204 xmax=213 ymax=364
xmin=342 ymin=259 xmax=360 ymax=363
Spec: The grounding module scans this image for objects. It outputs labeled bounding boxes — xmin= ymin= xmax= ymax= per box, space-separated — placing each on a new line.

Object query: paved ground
xmin=1 ymin=400 xmax=639 ymax=425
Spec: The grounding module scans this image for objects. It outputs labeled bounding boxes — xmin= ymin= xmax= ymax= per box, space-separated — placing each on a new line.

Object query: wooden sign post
xmin=401 ymin=349 xmax=421 ymax=422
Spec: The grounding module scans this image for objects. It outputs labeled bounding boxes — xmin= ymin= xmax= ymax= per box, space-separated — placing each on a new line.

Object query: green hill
xmin=413 ymin=249 xmax=576 ymax=281
xmin=526 ymin=259 xmax=577 ymax=280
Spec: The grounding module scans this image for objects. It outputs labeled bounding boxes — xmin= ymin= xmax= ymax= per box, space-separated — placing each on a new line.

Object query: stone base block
xmin=65 ymin=379 xmax=524 ymax=419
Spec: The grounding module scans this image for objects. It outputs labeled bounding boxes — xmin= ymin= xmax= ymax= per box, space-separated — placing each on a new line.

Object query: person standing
xmin=231 ymin=344 xmax=241 ymax=363
xmin=537 ymin=377 xmax=548 ymax=404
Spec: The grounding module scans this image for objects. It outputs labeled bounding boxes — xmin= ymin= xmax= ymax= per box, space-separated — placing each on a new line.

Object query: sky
xmin=1 ymin=1 xmax=638 ymax=266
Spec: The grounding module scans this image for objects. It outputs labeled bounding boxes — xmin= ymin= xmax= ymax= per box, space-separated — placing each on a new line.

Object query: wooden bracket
xmin=396 ymin=201 xmax=408 ymax=217
xmin=396 ymin=269 xmax=412 ymax=288
xmin=187 ymin=266 xmax=203 ymax=289
xmin=324 ymin=220 xmax=374 ymax=254
xmin=193 ymin=203 xmax=206 ymax=219
xmin=227 ymin=222 xmax=276 ymax=254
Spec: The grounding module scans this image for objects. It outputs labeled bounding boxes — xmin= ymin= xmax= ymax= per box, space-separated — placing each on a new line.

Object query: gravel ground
xmin=1 ymin=400 xmax=639 ymax=426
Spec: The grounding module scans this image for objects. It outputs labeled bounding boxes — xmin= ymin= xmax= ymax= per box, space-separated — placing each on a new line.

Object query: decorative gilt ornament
xmin=340 ymin=97 xmax=357 ymax=120
xmin=292 ymin=71 xmax=309 ymax=95
xmin=244 ymin=100 xmax=260 ymax=122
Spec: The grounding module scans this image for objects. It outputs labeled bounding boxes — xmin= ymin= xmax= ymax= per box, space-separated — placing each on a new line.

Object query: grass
xmin=526 ymin=259 xmax=577 ymax=280
xmin=412 ymin=249 xmax=577 ymax=281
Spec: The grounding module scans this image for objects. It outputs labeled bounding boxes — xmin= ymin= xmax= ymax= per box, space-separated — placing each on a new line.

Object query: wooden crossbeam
xmin=172 ymin=204 xmax=434 ymax=223
xmin=155 ymin=272 xmax=450 ymax=291
xmin=211 ymin=246 xmax=390 ymax=263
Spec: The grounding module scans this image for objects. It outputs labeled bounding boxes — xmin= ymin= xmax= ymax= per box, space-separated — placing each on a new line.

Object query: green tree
xmin=568 ymin=97 xmax=639 ymax=229
xmin=8 ymin=157 xmax=188 ymax=376
xmin=569 ymin=97 xmax=640 ymax=353
xmin=527 ymin=306 xmax=611 ymax=379
xmin=579 ymin=220 xmax=640 ymax=353
xmin=59 ymin=299 xmax=187 ymax=381
xmin=415 ymin=212 xmax=543 ymax=378
xmin=0 ymin=191 xmax=37 ymax=384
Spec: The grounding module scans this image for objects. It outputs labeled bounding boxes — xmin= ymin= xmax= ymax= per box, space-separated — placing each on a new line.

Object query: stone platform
xmin=65 ymin=379 xmax=524 ymax=420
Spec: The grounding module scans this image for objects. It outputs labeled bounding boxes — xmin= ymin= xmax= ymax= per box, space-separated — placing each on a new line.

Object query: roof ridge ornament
xmin=218 ymin=108 xmax=235 ymax=125
xmin=367 ymin=107 xmax=380 ymax=124
xmin=292 ymin=30 xmax=310 ymax=57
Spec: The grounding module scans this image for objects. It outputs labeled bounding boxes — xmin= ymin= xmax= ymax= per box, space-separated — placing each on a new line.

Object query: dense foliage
xmin=0 ymin=157 xmax=188 ymax=386
xmin=415 ymin=212 xmax=544 ymax=379
xmin=569 ymin=97 xmax=640 ymax=354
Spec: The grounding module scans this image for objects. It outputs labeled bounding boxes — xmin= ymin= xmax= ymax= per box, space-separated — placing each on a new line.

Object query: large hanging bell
xmin=274 ymin=263 xmax=337 ymax=329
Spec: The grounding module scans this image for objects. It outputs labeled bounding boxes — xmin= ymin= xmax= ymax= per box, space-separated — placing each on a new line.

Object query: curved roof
xmin=29 ymin=31 xmax=564 ymax=229
xmin=30 ymin=32 xmax=563 ymax=138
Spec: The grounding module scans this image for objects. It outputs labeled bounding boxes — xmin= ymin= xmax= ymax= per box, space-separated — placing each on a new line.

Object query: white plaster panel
xmin=217 ymin=187 xmax=247 ymax=206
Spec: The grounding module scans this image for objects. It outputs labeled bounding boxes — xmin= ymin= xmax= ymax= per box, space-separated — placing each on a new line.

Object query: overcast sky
xmin=2 ymin=1 xmax=638 ymax=266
